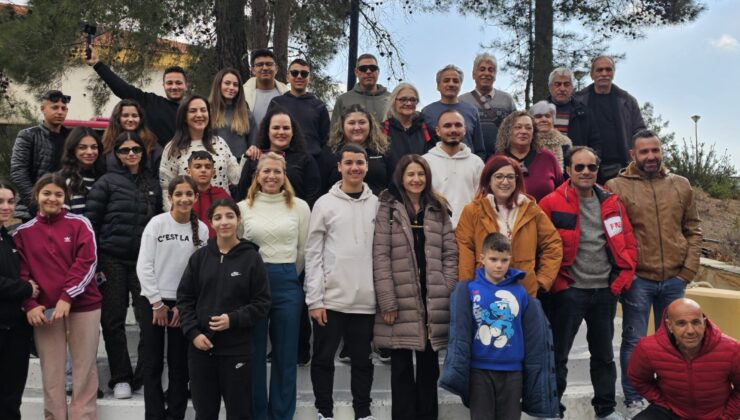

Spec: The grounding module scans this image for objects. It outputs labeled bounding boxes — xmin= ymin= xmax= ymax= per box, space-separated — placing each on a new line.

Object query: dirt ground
xmin=694 ymin=188 xmax=740 ymax=263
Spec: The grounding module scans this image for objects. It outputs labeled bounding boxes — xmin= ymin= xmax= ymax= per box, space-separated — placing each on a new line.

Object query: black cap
xmin=41 ymin=90 xmax=71 ymax=104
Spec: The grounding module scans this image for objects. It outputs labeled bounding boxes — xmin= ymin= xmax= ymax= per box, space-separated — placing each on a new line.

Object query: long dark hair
xmin=167 ymin=175 xmax=202 ymax=248
xmin=0 ymin=179 xmax=18 ymax=197
xmin=113 ymin=132 xmax=149 ymax=169
xmin=102 ymin=99 xmax=159 ymax=155
xmin=255 ymin=106 xmax=306 ymax=153
xmin=58 ymin=127 xmax=106 ymax=198
xmin=32 ymin=173 xmax=69 ymax=204
xmin=392 ymin=154 xmax=447 ymax=216
xmin=168 ymin=94 xmax=215 ymax=159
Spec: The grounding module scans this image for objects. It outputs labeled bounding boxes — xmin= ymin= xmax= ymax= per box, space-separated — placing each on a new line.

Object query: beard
xmin=441 ymin=137 xmax=462 ymax=147
xmin=636 ymin=158 xmax=662 ymax=174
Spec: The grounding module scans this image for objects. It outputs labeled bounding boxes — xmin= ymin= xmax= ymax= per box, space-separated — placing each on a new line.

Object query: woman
xmin=102 ymin=99 xmax=162 ymax=177
xmin=236 ymin=107 xmax=321 ymax=206
xmin=238 ymin=153 xmax=310 ymax=419
xmin=178 ymin=198 xmax=271 ymax=420
xmin=208 ymin=68 xmax=257 ymax=160
xmin=382 ymin=83 xmax=435 ymax=173
xmin=58 ymin=127 xmax=106 ymax=214
xmin=319 ymin=103 xmax=391 ymax=195
xmin=85 ymin=132 xmax=162 ymax=399
xmin=373 ymin=155 xmax=458 ymax=420
xmin=0 ymin=180 xmax=39 ymax=420
xmin=495 ymin=110 xmax=564 ymax=202
xmin=160 ymin=94 xmax=241 ymax=207
xmin=456 ymin=155 xmax=562 ymax=296
xmin=529 ymin=100 xmax=572 ymax=169
xmin=14 ymin=173 xmax=101 ymax=420
xmin=136 ymin=176 xmax=208 ymax=420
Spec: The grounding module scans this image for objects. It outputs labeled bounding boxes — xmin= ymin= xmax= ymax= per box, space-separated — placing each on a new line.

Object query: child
xmin=186 ymin=150 xmax=230 ymax=237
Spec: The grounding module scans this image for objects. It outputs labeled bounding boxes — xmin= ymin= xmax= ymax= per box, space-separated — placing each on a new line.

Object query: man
xmin=627 ymin=298 xmax=740 ymax=420
xmin=10 ymin=90 xmax=71 ymax=220
xmin=606 ymin=130 xmax=702 ymax=417
xmin=546 ymin=67 xmax=601 ymax=155
xmin=539 ymin=146 xmax=637 ymax=420
xmin=331 ymin=53 xmax=390 ymax=126
xmin=243 ymin=49 xmax=289 ymax=127
xmin=87 ymin=45 xmax=186 ymax=146
xmin=270 ymin=58 xmax=331 ymax=161
xmin=575 ymin=56 xmax=645 ymax=184
xmin=421 ymin=65 xmax=486 ymax=159
xmin=423 ymin=109 xmax=484 ymax=227
xmin=459 ymin=53 xmax=516 ymax=158
xmin=305 ymin=143 xmax=378 ymax=420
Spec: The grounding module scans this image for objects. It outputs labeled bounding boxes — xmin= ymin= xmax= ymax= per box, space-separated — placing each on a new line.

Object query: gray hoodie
xmin=304 ymin=182 xmax=379 ymax=314
xmin=331 ymin=83 xmax=390 ymax=127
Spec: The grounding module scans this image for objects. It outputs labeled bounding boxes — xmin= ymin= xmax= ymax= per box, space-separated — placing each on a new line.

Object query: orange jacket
xmin=455 ymin=194 xmax=562 ymax=296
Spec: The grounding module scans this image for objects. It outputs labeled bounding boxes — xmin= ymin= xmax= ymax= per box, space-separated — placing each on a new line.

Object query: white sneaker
xmin=358 ymin=417 xmax=376 ymax=420
xmin=113 ymin=382 xmax=132 ymax=399
xmin=625 ymin=399 xmax=648 ymax=419
xmin=317 ymin=414 xmax=333 ymax=420
xmin=596 ymin=411 xmax=624 ymax=420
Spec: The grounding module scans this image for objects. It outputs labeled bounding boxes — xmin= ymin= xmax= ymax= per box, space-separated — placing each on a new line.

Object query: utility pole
xmin=347 ymin=0 xmax=359 ymax=92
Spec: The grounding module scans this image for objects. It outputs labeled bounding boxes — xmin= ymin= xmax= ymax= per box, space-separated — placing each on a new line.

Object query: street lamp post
xmin=691 ymin=115 xmax=701 ymax=167
xmin=574 ymin=70 xmax=587 ymax=91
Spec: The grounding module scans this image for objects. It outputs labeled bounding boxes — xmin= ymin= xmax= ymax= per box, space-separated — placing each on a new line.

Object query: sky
xmin=324 ymin=1 xmax=740 ymax=169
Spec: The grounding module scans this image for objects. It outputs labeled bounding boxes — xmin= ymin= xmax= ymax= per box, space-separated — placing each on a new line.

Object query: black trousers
xmin=189 ymin=347 xmax=252 ymax=420
xmin=298 ymin=272 xmax=312 ymax=360
xmin=633 ymin=404 xmax=681 ymax=420
xmin=390 ymin=342 xmax=439 ymax=420
xmin=469 ymin=369 xmax=522 ymax=420
xmin=0 ymin=321 xmax=32 ymax=420
xmin=139 ymin=297 xmax=189 ymax=420
xmin=310 ymin=310 xmax=374 ymax=419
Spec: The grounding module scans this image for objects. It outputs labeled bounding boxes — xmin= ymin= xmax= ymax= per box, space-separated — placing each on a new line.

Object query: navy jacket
xmin=440 ymin=275 xmax=558 ymax=417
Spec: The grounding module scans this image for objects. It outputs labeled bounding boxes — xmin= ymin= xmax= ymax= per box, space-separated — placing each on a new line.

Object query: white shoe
xmin=596 ymin=411 xmax=624 ymax=420
xmin=625 ymin=399 xmax=648 ymax=419
xmin=113 ymin=382 xmax=132 ymax=399
xmin=317 ymin=414 xmax=333 ymax=420
xmin=358 ymin=417 xmax=376 ymax=420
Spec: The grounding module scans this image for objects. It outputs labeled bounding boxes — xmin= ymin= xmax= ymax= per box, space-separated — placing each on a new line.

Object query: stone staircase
xmin=21 ymin=310 xmax=631 ymax=420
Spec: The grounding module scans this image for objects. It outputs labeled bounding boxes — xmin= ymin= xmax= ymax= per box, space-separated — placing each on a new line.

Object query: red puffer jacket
xmin=627 ymin=319 xmax=740 ymax=420
xmin=538 ymin=181 xmax=637 ymax=295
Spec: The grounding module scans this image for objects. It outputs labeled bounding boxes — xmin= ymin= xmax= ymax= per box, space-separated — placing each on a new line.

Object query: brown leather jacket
xmin=605 ymin=163 xmax=702 ymax=282
xmin=372 ymin=189 xmax=458 ymax=352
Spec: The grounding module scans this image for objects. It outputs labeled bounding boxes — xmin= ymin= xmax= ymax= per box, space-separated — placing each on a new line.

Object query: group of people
xmin=0 ymin=44 xmax=737 ymax=420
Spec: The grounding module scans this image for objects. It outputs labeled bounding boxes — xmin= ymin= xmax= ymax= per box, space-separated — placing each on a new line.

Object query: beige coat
xmin=372 ymin=189 xmax=458 ymax=352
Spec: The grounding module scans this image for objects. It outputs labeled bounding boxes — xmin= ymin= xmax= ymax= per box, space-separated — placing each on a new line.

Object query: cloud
xmin=710 ymin=34 xmax=739 ymax=50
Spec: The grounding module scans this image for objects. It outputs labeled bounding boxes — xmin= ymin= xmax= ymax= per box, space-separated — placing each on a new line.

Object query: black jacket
xmin=177 ymin=238 xmax=271 ymax=356
xmin=84 ymin=157 xmax=161 ymax=262
xmin=93 ymin=61 xmax=179 ymax=146
xmin=0 ymin=226 xmax=32 ymax=328
xmin=270 ymin=92 xmax=331 ymax=158
xmin=547 ymin=95 xmax=602 ymax=157
xmin=10 ymin=123 xmax=71 ymax=219
xmin=236 ymin=148 xmax=321 ymax=207
xmin=318 ymin=143 xmax=391 ymax=196
xmin=383 ymin=115 xmax=436 ymax=175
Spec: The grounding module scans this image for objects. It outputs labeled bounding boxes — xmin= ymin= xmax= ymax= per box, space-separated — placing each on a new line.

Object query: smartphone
xmin=95 ymin=272 xmax=107 ymax=287
xmin=44 ymin=308 xmax=54 ymax=320
xmin=167 ymin=310 xmax=174 ymax=322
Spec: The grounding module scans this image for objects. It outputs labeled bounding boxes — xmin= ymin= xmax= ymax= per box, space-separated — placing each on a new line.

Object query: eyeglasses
xmin=116 ymin=146 xmax=144 ymax=155
xmin=254 ymin=61 xmax=275 ymax=68
xmin=533 ymin=114 xmax=552 ymax=119
xmin=289 ymin=70 xmax=310 ymax=78
xmin=573 ymin=163 xmax=599 ymax=173
xmin=493 ymin=174 xmax=517 ymax=182
xmin=357 ymin=64 xmax=379 ymax=73
xmin=396 ymin=97 xmax=418 ymax=104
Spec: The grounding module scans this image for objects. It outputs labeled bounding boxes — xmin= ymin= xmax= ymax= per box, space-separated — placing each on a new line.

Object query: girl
xmin=102 ymin=99 xmax=163 ymax=177
xmin=208 ymin=68 xmax=257 ymax=160
xmin=0 ymin=180 xmax=38 ymax=420
xmin=14 ymin=173 xmax=101 ymax=420
xmin=178 ymin=198 xmax=270 ymax=420
xmin=136 ymin=176 xmax=208 ymax=420
xmin=85 ymin=132 xmax=162 ymax=399
xmin=160 ymin=95 xmax=241 ymax=208
xmin=58 ymin=126 xmax=106 ymax=213
xmin=373 ymin=155 xmax=458 ymax=420
xmin=238 ymin=153 xmax=310 ymax=419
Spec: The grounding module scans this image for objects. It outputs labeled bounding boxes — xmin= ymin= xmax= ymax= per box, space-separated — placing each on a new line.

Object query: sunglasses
xmin=42 ymin=92 xmax=71 ymax=104
xmin=289 ymin=70 xmax=310 ymax=78
xmin=573 ymin=163 xmax=599 ymax=172
xmin=116 ymin=146 xmax=144 ymax=155
xmin=357 ymin=64 xmax=379 ymax=73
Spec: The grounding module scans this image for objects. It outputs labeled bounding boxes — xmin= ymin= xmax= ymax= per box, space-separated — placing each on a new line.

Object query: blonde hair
xmin=384 ymin=82 xmax=420 ymax=121
xmin=328 ymin=104 xmax=388 ymax=155
xmin=208 ymin=68 xmax=251 ymax=135
xmin=245 ymin=152 xmax=296 ymax=208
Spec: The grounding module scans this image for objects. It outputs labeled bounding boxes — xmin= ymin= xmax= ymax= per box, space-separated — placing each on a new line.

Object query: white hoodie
xmin=423 ymin=143 xmax=484 ymax=227
xmin=304 ymin=182 xmax=378 ymax=314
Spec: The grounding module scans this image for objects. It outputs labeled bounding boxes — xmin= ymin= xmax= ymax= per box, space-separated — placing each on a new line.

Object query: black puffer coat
xmin=383 ymin=115 xmax=436 ymax=174
xmin=0 ymin=226 xmax=32 ymax=328
xmin=85 ymin=156 xmax=161 ymax=262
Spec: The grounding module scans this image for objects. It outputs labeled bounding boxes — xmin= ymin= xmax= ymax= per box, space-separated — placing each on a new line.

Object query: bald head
xmin=665 ymin=298 xmax=706 ymax=358
xmin=666 ymin=298 xmax=702 ymax=320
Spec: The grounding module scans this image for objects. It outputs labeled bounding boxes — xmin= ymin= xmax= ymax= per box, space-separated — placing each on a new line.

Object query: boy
xmin=186 ymin=151 xmax=230 ymax=237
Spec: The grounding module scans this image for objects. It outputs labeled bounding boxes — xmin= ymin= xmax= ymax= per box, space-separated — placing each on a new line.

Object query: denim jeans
xmin=620 ymin=276 xmax=686 ymax=403
xmin=552 ymin=287 xmax=618 ymax=418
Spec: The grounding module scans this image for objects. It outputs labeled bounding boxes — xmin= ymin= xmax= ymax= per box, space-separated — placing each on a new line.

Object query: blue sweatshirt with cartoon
xmin=468 ymin=267 xmax=529 ymax=371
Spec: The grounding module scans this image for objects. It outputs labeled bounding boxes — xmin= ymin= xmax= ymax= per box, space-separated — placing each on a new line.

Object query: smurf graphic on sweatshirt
xmin=468 ymin=267 xmax=529 ymax=371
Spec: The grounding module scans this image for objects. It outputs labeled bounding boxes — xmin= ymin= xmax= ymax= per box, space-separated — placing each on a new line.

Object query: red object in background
xmin=63 ymin=117 xmax=109 ymax=130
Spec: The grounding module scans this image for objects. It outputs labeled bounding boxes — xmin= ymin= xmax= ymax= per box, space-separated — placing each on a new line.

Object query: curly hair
xmin=495 ymin=110 xmax=541 ymax=153
xmin=327 ymin=104 xmax=388 ymax=155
